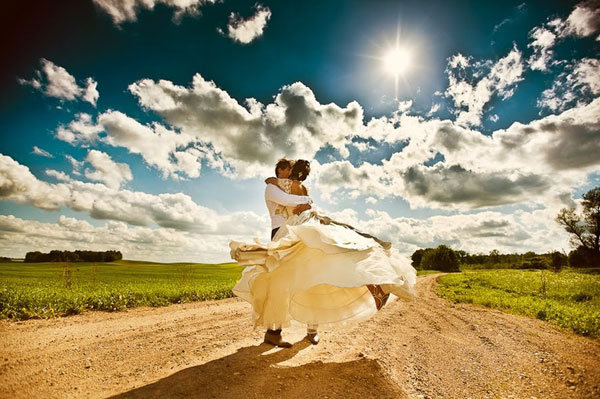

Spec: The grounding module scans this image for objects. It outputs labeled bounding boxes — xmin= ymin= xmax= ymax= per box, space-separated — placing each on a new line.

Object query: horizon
xmin=1 ymin=0 xmax=599 ymax=263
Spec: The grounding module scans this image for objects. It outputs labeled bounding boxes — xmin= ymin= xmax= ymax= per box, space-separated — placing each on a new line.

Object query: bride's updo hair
xmin=289 ymin=159 xmax=310 ymax=181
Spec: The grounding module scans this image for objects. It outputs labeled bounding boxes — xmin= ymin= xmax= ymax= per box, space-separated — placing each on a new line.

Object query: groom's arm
xmin=265 ymin=184 xmax=312 ymax=207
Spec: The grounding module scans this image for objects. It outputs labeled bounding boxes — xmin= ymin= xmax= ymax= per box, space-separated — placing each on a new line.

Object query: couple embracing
xmin=230 ymin=158 xmax=416 ymax=348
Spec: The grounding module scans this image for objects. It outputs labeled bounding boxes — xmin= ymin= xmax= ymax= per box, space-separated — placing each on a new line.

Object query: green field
xmin=0 ymin=260 xmax=244 ymax=320
xmin=437 ymin=269 xmax=600 ymax=339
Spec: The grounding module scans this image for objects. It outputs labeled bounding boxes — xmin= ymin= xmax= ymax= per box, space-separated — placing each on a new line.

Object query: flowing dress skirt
xmin=230 ymin=211 xmax=416 ymax=330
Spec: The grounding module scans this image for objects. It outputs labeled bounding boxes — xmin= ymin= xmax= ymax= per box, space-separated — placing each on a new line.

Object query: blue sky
xmin=1 ymin=0 xmax=599 ymax=262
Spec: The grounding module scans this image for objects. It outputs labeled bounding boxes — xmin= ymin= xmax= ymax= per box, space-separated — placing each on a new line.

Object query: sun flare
xmin=383 ymin=47 xmax=411 ymax=76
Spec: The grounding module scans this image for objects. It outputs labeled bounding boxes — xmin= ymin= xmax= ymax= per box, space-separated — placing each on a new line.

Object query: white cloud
xmin=0 ymin=215 xmax=243 ymax=263
xmin=526 ymin=2 xmax=600 ymax=71
xmin=527 ymin=27 xmax=557 ymax=71
xmin=32 ymin=146 xmax=53 ymax=158
xmin=92 ymin=0 xmax=217 ymax=25
xmin=427 ymin=103 xmax=441 ymax=116
xmin=84 ymin=150 xmax=132 ymax=189
xmin=45 ymin=170 xmax=71 ymax=182
xmin=396 ymin=99 xmax=413 ymax=114
xmin=56 ymin=113 xmax=103 ymax=145
xmin=317 ymin=207 xmax=569 ymax=257
xmin=0 ymin=153 xmax=265 ymax=235
xmin=562 ymin=2 xmax=600 ymax=37
xmin=66 ymin=154 xmax=84 ymax=176
xmin=56 ymin=111 xmax=204 ymax=179
xmin=221 ymin=4 xmax=272 ymax=44
xmin=126 ymin=74 xmax=364 ymax=178
xmin=489 ymin=114 xmax=499 ymax=122
xmin=445 ymin=46 xmax=524 ymax=127
xmin=538 ymin=58 xmax=600 ymax=112
xmin=315 ymin=98 xmax=600 ymax=209
xmin=448 ymin=53 xmax=470 ymax=69
xmin=19 ymin=59 xmax=99 ymax=106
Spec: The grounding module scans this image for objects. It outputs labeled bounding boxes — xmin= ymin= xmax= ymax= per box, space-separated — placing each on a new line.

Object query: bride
xmin=230 ymin=159 xmax=416 ymax=345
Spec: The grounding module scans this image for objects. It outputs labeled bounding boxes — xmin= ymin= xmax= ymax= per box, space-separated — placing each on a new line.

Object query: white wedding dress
xmin=230 ymin=180 xmax=416 ymax=330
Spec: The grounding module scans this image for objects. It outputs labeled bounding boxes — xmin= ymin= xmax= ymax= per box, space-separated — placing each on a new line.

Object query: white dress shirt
xmin=265 ymin=184 xmax=312 ymax=229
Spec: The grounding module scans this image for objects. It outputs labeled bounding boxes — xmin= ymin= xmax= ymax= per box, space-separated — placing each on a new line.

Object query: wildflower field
xmin=437 ymin=268 xmax=600 ymax=339
xmin=0 ymin=260 xmax=243 ymax=320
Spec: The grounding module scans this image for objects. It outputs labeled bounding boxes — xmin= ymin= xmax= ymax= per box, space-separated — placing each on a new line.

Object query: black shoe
xmin=264 ymin=330 xmax=292 ymax=348
xmin=305 ymin=332 xmax=320 ymax=345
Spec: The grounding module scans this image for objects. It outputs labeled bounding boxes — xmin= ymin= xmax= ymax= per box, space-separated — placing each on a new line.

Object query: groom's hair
xmin=290 ymin=159 xmax=310 ymax=181
xmin=275 ymin=158 xmax=292 ymax=177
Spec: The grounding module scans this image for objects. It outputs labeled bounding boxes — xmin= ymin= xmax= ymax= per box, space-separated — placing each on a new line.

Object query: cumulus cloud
xmin=32 ymin=146 xmax=53 ymax=158
xmin=84 ymin=150 xmax=132 ymax=189
xmin=400 ymin=164 xmax=550 ymax=208
xmin=561 ymin=1 xmax=600 ymax=38
xmin=445 ymin=46 xmax=524 ymax=127
xmin=320 ymin=207 xmax=568 ymax=257
xmin=92 ymin=0 xmax=217 ymax=25
xmin=56 ymin=113 xmax=103 ymax=145
xmin=315 ymin=98 xmax=600 ymax=209
xmin=56 ymin=111 xmax=204 ymax=179
xmin=18 ymin=59 xmax=99 ymax=106
xmin=0 ymin=215 xmax=245 ymax=263
xmin=220 ymin=4 xmax=272 ymax=44
xmin=126 ymin=74 xmax=363 ymax=177
xmin=0 ymin=153 xmax=265 ymax=235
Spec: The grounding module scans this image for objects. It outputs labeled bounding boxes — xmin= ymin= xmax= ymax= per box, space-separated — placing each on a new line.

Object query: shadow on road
xmin=110 ymin=340 xmax=405 ymax=398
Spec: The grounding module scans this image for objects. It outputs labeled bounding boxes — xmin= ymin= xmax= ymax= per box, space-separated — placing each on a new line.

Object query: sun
xmin=383 ymin=47 xmax=411 ymax=76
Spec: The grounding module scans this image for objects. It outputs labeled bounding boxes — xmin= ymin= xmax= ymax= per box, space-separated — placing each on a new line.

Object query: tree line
xmin=24 ymin=250 xmax=123 ymax=263
xmin=411 ymin=186 xmax=600 ymax=272
xmin=411 ymin=246 xmax=569 ymax=272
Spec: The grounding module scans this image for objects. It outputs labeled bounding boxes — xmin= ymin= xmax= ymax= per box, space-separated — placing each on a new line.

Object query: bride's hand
xmin=319 ymin=215 xmax=331 ymax=224
xmin=265 ymin=177 xmax=278 ymax=185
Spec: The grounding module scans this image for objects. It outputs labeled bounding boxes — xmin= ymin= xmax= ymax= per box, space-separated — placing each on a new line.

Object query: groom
xmin=262 ymin=158 xmax=314 ymax=348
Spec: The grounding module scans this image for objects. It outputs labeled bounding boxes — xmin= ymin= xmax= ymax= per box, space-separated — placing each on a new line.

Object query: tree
xmin=488 ymin=249 xmax=501 ymax=265
xmin=569 ymin=246 xmax=600 ymax=268
xmin=549 ymin=251 xmax=567 ymax=272
xmin=420 ymin=245 xmax=460 ymax=272
xmin=410 ymin=248 xmax=431 ymax=269
xmin=557 ymin=187 xmax=600 ymax=254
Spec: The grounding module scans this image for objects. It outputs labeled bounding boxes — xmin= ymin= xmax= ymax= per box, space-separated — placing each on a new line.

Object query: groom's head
xmin=275 ymin=158 xmax=292 ymax=178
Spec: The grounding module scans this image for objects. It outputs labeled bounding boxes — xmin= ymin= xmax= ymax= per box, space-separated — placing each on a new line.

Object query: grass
xmin=0 ymin=260 xmax=244 ymax=320
xmin=437 ymin=268 xmax=600 ymax=339
xmin=417 ymin=269 xmax=444 ymax=276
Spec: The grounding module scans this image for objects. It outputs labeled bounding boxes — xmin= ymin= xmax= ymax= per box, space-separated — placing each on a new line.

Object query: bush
xmin=569 ymin=246 xmax=600 ymax=268
xmin=549 ymin=251 xmax=567 ymax=272
xmin=24 ymin=250 xmax=123 ymax=263
xmin=521 ymin=256 xmax=547 ymax=270
xmin=410 ymin=248 xmax=432 ymax=268
xmin=420 ymin=245 xmax=460 ymax=272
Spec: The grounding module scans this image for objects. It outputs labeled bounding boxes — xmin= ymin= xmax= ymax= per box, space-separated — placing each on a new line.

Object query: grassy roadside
xmin=436 ymin=268 xmax=600 ymax=339
xmin=417 ymin=269 xmax=444 ymax=276
xmin=0 ymin=261 xmax=244 ymax=320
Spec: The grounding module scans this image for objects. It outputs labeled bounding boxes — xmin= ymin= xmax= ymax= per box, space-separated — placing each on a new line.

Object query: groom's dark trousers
xmin=271 ymin=227 xmax=280 ymax=240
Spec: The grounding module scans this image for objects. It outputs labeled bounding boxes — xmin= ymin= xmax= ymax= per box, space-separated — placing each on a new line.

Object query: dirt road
xmin=1 ymin=274 xmax=599 ymax=398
